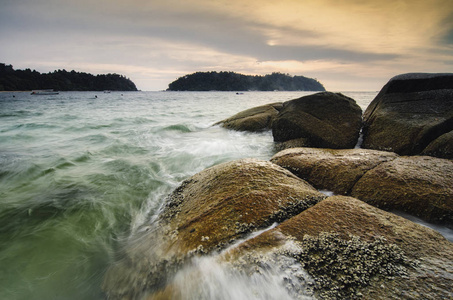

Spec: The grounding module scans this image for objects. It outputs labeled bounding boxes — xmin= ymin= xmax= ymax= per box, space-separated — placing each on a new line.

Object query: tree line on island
xmin=0 ymin=63 xmax=138 ymax=91
xmin=167 ymin=71 xmax=325 ymax=91
xmin=1 ymin=64 xmax=326 ymax=92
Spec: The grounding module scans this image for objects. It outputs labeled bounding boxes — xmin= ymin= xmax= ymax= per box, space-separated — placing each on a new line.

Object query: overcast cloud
xmin=1 ymin=0 xmax=452 ymax=91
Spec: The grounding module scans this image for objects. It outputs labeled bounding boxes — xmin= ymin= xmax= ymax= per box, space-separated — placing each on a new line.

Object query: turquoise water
xmin=0 ymin=91 xmax=376 ymax=299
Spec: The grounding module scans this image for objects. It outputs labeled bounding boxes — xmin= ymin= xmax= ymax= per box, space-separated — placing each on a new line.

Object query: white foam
xmin=319 ymin=190 xmax=335 ymax=197
xmin=169 ymin=244 xmax=315 ymax=300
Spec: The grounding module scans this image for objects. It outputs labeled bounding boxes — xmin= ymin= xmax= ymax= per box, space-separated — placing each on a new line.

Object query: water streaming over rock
xmin=0 ymin=90 xmax=408 ymax=299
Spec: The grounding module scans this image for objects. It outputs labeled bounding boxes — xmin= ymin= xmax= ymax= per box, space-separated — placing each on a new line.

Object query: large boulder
xmin=271 ymin=92 xmax=363 ymax=149
xmin=362 ymin=73 xmax=453 ymax=158
xmin=351 ymin=155 xmax=453 ymax=226
xmin=271 ymin=147 xmax=398 ymax=195
xmin=227 ymin=196 xmax=453 ymax=299
xmin=156 ymin=158 xmax=325 ymax=253
xmin=102 ymin=158 xmax=326 ymax=299
xmin=214 ymin=102 xmax=283 ymax=131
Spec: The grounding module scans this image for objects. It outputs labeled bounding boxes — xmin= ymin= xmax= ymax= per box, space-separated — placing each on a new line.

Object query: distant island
xmin=0 ymin=63 xmax=138 ymax=91
xmin=167 ymin=71 xmax=325 ymax=91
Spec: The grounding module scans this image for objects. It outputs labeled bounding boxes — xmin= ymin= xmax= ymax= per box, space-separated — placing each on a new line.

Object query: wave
xmin=0 ymin=110 xmax=43 ymax=118
xmin=161 ymin=124 xmax=194 ymax=133
xmin=1 ymin=91 xmax=381 ymax=299
xmin=73 ymin=134 xmax=109 ymax=144
xmin=3 ymin=122 xmax=59 ymax=131
xmin=100 ymin=143 xmax=150 ymax=156
xmin=113 ymin=116 xmax=156 ymax=125
xmin=74 ymin=152 xmax=93 ymax=163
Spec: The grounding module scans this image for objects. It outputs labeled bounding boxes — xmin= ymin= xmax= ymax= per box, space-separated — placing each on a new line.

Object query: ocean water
xmin=0 ymin=90 xmax=388 ymax=299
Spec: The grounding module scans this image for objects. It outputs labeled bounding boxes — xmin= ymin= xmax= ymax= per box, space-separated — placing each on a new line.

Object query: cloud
xmin=1 ymin=0 xmax=453 ymax=90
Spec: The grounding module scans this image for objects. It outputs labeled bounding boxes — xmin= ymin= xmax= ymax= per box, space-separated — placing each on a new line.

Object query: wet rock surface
xmin=158 ymin=159 xmax=326 ymax=252
xmin=362 ymin=73 xmax=453 ymax=158
xmin=271 ymin=147 xmax=398 ymax=195
xmin=214 ymin=102 xmax=283 ymax=131
xmin=271 ymin=92 xmax=363 ymax=149
xmin=421 ymin=130 xmax=453 ymax=159
xmin=227 ymin=196 xmax=453 ymax=299
xmin=102 ymin=156 xmax=453 ymax=300
xmin=102 ymin=158 xmax=326 ymax=299
xmin=271 ymin=148 xmax=453 ymax=227
xmin=351 ymin=155 xmax=453 ymax=226
xmin=103 ymin=157 xmax=453 ymax=300
xmin=215 ymin=92 xmax=362 ymax=149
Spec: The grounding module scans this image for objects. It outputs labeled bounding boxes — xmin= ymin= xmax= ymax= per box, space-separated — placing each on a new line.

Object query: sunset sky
xmin=1 ymin=0 xmax=452 ymax=91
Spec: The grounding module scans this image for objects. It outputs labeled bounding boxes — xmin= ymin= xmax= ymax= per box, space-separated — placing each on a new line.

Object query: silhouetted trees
xmin=0 ymin=63 xmax=138 ymax=91
xmin=167 ymin=71 xmax=325 ymax=91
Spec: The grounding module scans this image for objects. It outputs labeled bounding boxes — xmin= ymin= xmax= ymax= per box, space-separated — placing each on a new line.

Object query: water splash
xmin=168 ymin=253 xmax=315 ymax=300
xmin=0 ymin=91 xmax=377 ymax=299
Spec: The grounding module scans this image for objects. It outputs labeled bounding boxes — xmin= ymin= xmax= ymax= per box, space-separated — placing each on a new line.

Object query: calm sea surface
xmin=1 ymin=91 xmax=379 ymax=299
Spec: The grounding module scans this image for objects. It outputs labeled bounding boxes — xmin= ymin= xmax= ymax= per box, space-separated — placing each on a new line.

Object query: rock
xmin=351 ymin=156 xmax=453 ymax=226
xmin=274 ymin=137 xmax=311 ymax=151
xmin=102 ymin=158 xmax=326 ymax=299
xmin=271 ymin=92 xmax=363 ymax=149
xmin=362 ymin=73 xmax=453 ymax=157
xmin=271 ymin=148 xmax=453 ymax=227
xmin=271 ymin=147 xmax=398 ymax=195
xmin=421 ymin=130 xmax=453 ymax=159
xmin=214 ymin=92 xmax=362 ymax=150
xmin=227 ymin=196 xmax=453 ymax=299
xmin=157 ymin=158 xmax=325 ymax=253
xmin=214 ymin=102 xmax=283 ymax=131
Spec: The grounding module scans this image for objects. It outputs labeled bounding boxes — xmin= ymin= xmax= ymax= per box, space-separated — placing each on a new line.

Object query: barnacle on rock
xmin=284 ymin=233 xmax=415 ymax=299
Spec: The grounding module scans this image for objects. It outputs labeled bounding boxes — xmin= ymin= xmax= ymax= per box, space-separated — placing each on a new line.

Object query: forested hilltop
xmin=0 ymin=63 xmax=138 ymax=91
xmin=167 ymin=71 xmax=325 ymax=91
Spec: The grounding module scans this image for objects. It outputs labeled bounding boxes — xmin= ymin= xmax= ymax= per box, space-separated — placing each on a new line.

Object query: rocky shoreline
xmin=103 ymin=73 xmax=453 ymax=299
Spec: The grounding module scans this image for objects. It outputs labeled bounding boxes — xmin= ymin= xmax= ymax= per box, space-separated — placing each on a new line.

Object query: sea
xmin=0 ymin=91 xmax=450 ymax=300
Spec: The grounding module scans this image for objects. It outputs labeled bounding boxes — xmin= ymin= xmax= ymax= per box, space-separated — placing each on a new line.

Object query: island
xmin=167 ymin=71 xmax=325 ymax=91
xmin=0 ymin=63 xmax=138 ymax=91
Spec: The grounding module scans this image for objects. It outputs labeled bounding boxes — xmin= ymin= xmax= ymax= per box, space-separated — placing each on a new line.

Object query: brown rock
xmin=102 ymin=158 xmax=326 ymax=299
xmin=157 ymin=158 xmax=325 ymax=253
xmin=362 ymin=73 xmax=453 ymax=157
xmin=214 ymin=102 xmax=282 ymax=131
xmin=228 ymin=196 xmax=453 ymax=299
xmin=271 ymin=147 xmax=398 ymax=195
xmin=421 ymin=130 xmax=453 ymax=159
xmin=272 ymin=92 xmax=363 ymax=149
xmin=351 ymin=156 xmax=453 ymax=226
xmin=274 ymin=137 xmax=312 ymax=151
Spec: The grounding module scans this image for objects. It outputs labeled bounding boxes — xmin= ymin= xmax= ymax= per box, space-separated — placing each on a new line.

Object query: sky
xmin=1 ymin=0 xmax=452 ymax=91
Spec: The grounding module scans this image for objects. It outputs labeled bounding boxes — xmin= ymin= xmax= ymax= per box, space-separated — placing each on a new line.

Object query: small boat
xmin=31 ymin=89 xmax=59 ymax=95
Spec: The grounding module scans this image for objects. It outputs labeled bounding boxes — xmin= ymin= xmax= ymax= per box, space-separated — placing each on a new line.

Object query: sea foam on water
xmin=3 ymin=90 xmax=425 ymax=299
